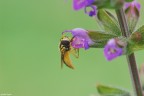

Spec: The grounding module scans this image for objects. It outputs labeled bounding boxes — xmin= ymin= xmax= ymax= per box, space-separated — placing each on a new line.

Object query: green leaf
xmin=88 ymin=31 xmax=117 ymax=48
xmin=93 ymin=0 xmax=124 ymax=9
xmin=136 ymin=25 xmax=144 ymax=33
xmin=97 ymin=10 xmax=121 ymax=36
xmin=125 ymin=0 xmax=134 ymax=2
xmin=97 ymin=84 xmax=131 ymax=96
xmin=127 ymin=25 xmax=144 ymax=54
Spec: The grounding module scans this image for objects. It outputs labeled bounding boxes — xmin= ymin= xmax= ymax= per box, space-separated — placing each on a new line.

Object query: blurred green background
xmin=0 ymin=0 xmax=144 ymax=96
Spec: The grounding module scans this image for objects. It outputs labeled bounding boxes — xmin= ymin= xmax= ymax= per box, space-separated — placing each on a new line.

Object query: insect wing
xmin=71 ymin=48 xmax=79 ymax=58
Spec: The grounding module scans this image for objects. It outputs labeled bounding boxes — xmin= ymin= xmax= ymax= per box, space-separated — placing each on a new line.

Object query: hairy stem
xmin=116 ymin=9 xmax=143 ymax=96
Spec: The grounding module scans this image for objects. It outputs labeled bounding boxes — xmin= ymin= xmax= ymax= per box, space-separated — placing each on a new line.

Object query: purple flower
xmin=73 ymin=0 xmax=95 ymax=10
xmin=71 ymin=36 xmax=89 ymax=49
xmin=63 ymin=28 xmax=93 ymax=50
xmin=104 ymin=39 xmax=123 ymax=61
xmin=124 ymin=0 xmax=141 ymax=17
xmin=84 ymin=5 xmax=97 ymax=17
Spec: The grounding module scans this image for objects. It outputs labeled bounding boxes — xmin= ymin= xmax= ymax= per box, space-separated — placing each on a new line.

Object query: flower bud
xmin=124 ymin=0 xmax=140 ymax=17
xmin=124 ymin=0 xmax=141 ymax=32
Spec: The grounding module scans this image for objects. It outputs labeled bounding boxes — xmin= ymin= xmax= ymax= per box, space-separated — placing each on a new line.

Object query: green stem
xmin=116 ymin=9 xmax=143 ymax=96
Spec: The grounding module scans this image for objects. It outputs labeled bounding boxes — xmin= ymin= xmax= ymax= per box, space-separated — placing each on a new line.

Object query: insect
xmin=59 ymin=36 xmax=79 ymax=69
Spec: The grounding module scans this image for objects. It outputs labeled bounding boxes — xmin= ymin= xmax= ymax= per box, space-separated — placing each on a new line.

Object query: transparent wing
xmin=61 ymin=52 xmax=64 ymax=69
xmin=70 ymin=48 xmax=79 ymax=58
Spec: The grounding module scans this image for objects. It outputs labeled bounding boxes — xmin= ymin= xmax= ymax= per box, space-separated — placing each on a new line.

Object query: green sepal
xmin=88 ymin=31 xmax=117 ymax=48
xmin=125 ymin=0 xmax=134 ymax=2
xmin=127 ymin=25 xmax=144 ymax=54
xmin=97 ymin=84 xmax=131 ymax=96
xmin=127 ymin=17 xmax=138 ymax=33
xmin=97 ymin=9 xmax=121 ymax=36
xmin=93 ymin=0 xmax=124 ymax=9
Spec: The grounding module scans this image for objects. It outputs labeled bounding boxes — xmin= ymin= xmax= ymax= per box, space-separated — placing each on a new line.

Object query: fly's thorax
xmin=60 ymin=37 xmax=71 ymax=51
xmin=60 ymin=39 xmax=71 ymax=51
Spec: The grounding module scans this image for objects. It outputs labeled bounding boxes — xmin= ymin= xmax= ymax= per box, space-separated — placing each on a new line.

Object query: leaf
xmin=97 ymin=9 xmax=121 ymax=36
xmin=97 ymin=84 xmax=131 ymax=96
xmin=136 ymin=25 xmax=144 ymax=33
xmin=93 ymin=0 xmax=123 ymax=9
xmin=88 ymin=31 xmax=117 ymax=41
xmin=127 ymin=25 xmax=144 ymax=54
xmin=125 ymin=0 xmax=134 ymax=2
xmin=88 ymin=31 xmax=117 ymax=48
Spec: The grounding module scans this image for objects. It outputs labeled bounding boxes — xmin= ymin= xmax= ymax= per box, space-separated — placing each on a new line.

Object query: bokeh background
xmin=0 ymin=0 xmax=144 ymax=96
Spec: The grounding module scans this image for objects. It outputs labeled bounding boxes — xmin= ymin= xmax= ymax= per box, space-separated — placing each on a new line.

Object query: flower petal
xmin=134 ymin=1 xmax=141 ymax=11
xmin=71 ymin=36 xmax=85 ymax=49
xmin=63 ymin=28 xmax=94 ymax=49
xmin=84 ymin=40 xmax=89 ymax=50
xmin=124 ymin=0 xmax=141 ymax=13
xmin=63 ymin=28 xmax=93 ymax=45
xmin=104 ymin=39 xmax=123 ymax=61
xmin=73 ymin=0 xmax=94 ymax=10
xmin=73 ymin=0 xmax=86 ymax=10
xmin=84 ymin=5 xmax=97 ymax=17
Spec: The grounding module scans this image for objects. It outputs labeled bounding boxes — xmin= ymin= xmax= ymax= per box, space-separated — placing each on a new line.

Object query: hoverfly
xmin=59 ymin=36 xmax=79 ymax=69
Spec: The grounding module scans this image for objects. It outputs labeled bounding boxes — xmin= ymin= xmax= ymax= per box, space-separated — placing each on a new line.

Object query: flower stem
xmin=115 ymin=9 xmax=143 ymax=96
